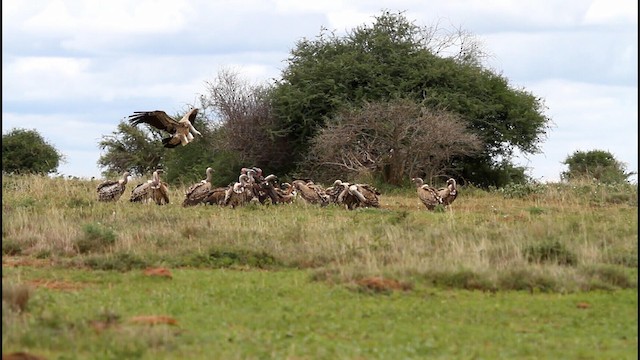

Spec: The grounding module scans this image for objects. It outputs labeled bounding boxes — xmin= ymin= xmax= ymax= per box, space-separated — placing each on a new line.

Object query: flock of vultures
xmin=95 ymin=108 xmax=458 ymax=211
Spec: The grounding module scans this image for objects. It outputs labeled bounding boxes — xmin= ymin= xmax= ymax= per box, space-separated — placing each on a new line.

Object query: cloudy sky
xmin=3 ymin=0 xmax=637 ymax=183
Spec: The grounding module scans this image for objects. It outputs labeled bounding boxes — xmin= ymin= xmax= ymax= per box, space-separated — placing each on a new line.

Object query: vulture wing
xmin=128 ymin=111 xmax=179 ymax=134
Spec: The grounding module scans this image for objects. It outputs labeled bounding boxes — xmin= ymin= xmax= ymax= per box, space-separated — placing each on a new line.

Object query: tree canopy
xmin=269 ymin=10 xmax=551 ymax=186
xmin=2 ymin=128 xmax=64 ymax=175
xmin=561 ymin=150 xmax=635 ymax=184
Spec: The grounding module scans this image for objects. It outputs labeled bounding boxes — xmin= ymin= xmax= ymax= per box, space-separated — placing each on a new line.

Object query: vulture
xmin=412 ymin=177 xmax=457 ymax=210
xmin=440 ymin=178 xmax=459 ymax=206
xmin=347 ymin=183 xmax=381 ymax=209
xmin=182 ymin=167 xmax=214 ymax=207
xmin=130 ymin=170 xmax=170 ymax=205
xmin=291 ymin=180 xmax=329 ymax=206
xmin=128 ymin=108 xmax=201 ymax=148
xmin=260 ymin=175 xmax=296 ymax=204
xmin=96 ymin=171 xmax=130 ymax=202
xmin=223 ymin=173 xmax=253 ymax=208
xmin=325 ymin=180 xmax=352 ymax=207
xmin=203 ymin=186 xmax=229 ymax=206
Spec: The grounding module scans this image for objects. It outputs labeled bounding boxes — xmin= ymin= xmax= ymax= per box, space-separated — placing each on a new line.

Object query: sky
xmin=3 ymin=0 xmax=638 ymax=183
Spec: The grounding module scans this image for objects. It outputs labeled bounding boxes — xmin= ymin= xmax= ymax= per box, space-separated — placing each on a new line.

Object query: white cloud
xmin=584 ymin=0 xmax=638 ymax=25
xmin=3 ymin=0 xmax=638 ymax=183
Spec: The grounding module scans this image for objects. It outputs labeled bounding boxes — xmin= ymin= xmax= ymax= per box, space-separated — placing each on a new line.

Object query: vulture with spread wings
xmin=128 ymin=108 xmax=202 ymax=148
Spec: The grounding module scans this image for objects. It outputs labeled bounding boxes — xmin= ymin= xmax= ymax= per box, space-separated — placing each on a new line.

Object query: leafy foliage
xmin=561 ymin=149 xmax=635 ymax=184
xmin=97 ymin=122 xmax=167 ymax=177
xmin=2 ymin=128 xmax=64 ymax=175
xmin=269 ymin=10 xmax=551 ymax=186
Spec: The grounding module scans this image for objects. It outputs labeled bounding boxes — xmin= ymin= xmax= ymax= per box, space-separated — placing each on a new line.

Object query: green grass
xmin=3 ymin=266 xmax=637 ymax=359
xmin=2 ymin=174 xmax=638 ymax=358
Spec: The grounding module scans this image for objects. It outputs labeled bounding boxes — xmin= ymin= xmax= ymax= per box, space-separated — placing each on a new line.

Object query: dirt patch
xmin=129 ymin=315 xmax=178 ymax=326
xmin=27 ymin=279 xmax=87 ymax=291
xmin=2 ymin=256 xmax=53 ymax=268
xmin=143 ymin=267 xmax=173 ymax=279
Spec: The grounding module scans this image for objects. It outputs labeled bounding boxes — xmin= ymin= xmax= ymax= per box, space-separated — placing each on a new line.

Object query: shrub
xmin=75 ymin=223 xmax=117 ymax=254
xmin=523 ymin=241 xmax=577 ymax=266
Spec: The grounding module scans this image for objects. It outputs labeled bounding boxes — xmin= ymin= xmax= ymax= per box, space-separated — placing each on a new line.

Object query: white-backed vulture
xmin=96 ymin=171 xmax=130 ymax=202
xmin=128 ymin=108 xmax=201 ymax=148
xmin=412 ymin=177 xmax=457 ymax=210
xmin=224 ymin=174 xmax=253 ymax=208
xmin=182 ymin=167 xmax=214 ymax=207
xmin=440 ymin=178 xmax=458 ymax=206
xmin=130 ymin=170 xmax=170 ymax=205
xmin=203 ymin=186 xmax=229 ymax=206
xmin=347 ymin=183 xmax=381 ymax=209
xmin=325 ymin=180 xmax=351 ymax=207
xmin=292 ymin=180 xmax=329 ymax=206
xmin=260 ymin=175 xmax=296 ymax=204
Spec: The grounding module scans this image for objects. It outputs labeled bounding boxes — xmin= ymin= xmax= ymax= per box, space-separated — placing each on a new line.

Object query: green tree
xmin=561 ymin=150 xmax=635 ymax=184
xmin=270 ymin=10 xmax=550 ymax=187
xmin=2 ymin=128 xmax=64 ymax=175
xmin=97 ymin=122 xmax=167 ymax=177
xmin=97 ymin=104 xmax=243 ymax=187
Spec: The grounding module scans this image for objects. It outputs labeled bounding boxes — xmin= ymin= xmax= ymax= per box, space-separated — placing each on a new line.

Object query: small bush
xmin=425 ymin=269 xmax=496 ymax=292
xmin=83 ymin=252 xmax=149 ymax=271
xmin=581 ymin=265 xmax=635 ymax=289
xmin=497 ymin=183 xmax=546 ymax=199
xmin=523 ymin=241 xmax=577 ymax=266
xmin=498 ymin=268 xmax=558 ymax=292
xmin=2 ymin=240 xmax=23 ymax=255
xmin=2 ymin=282 xmax=32 ymax=313
xmin=75 ymin=223 xmax=117 ymax=254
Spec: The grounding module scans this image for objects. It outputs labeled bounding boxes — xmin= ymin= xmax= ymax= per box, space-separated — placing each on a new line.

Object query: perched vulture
xmin=412 ymin=177 xmax=457 ymax=210
xmin=347 ymin=183 xmax=381 ymax=209
xmin=96 ymin=171 xmax=130 ymax=202
xmin=292 ymin=180 xmax=329 ymax=206
xmin=130 ymin=170 xmax=170 ymax=205
xmin=224 ymin=174 xmax=253 ymax=208
xmin=440 ymin=178 xmax=458 ymax=206
xmin=260 ymin=175 xmax=296 ymax=204
xmin=325 ymin=180 xmax=353 ymax=208
xmin=182 ymin=167 xmax=214 ymax=207
xmin=203 ymin=186 xmax=229 ymax=206
xmin=128 ymin=108 xmax=201 ymax=148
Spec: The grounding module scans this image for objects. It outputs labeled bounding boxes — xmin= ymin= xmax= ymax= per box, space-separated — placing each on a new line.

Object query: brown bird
xmin=223 ymin=173 xmax=253 ymax=208
xmin=347 ymin=183 xmax=381 ymax=209
xmin=128 ymin=108 xmax=201 ymax=148
xmin=182 ymin=167 xmax=214 ymax=207
xmin=440 ymin=178 xmax=458 ymax=206
xmin=96 ymin=171 xmax=130 ymax=202
xmin=292 ymin=180 xmax=329 ymax=206
xmin=412 ymin=177 xmax=457 ymax=210
xmin=130 ymin=170 xmax=170 ymax=205
xmin=260 ymin=175 xmax=296 ymax=204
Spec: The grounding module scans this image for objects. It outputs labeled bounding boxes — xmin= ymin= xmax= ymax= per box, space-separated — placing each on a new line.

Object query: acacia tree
xmin=270 ymin=10 xmax=551 ymax=187
xmin=2 ymin=128 xmax=64 ymax=175
xmin=561 ymin=150 xmax=635 ymax=184
xmin=97 ymin=122 xmax=167 ymax=177
xmin=304 ymin=99 xmax=482 ymax=185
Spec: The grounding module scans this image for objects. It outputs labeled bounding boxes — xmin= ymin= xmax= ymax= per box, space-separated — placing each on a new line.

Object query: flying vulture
xmin=128 ymin=108 xmax=202 ymax=148
xmin=96 ymin=171 xmax=130 ymax=202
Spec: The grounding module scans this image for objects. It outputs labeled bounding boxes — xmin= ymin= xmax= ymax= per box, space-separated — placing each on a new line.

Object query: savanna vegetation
xmin=2 ymin=174 xmax=637 ymax=359
xmin=98 ymin=11 xmax=552 ymax=188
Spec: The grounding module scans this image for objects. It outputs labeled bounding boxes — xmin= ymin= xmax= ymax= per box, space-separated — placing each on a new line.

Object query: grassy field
xmin=2 ymin=174 xmax=638 ymax=359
